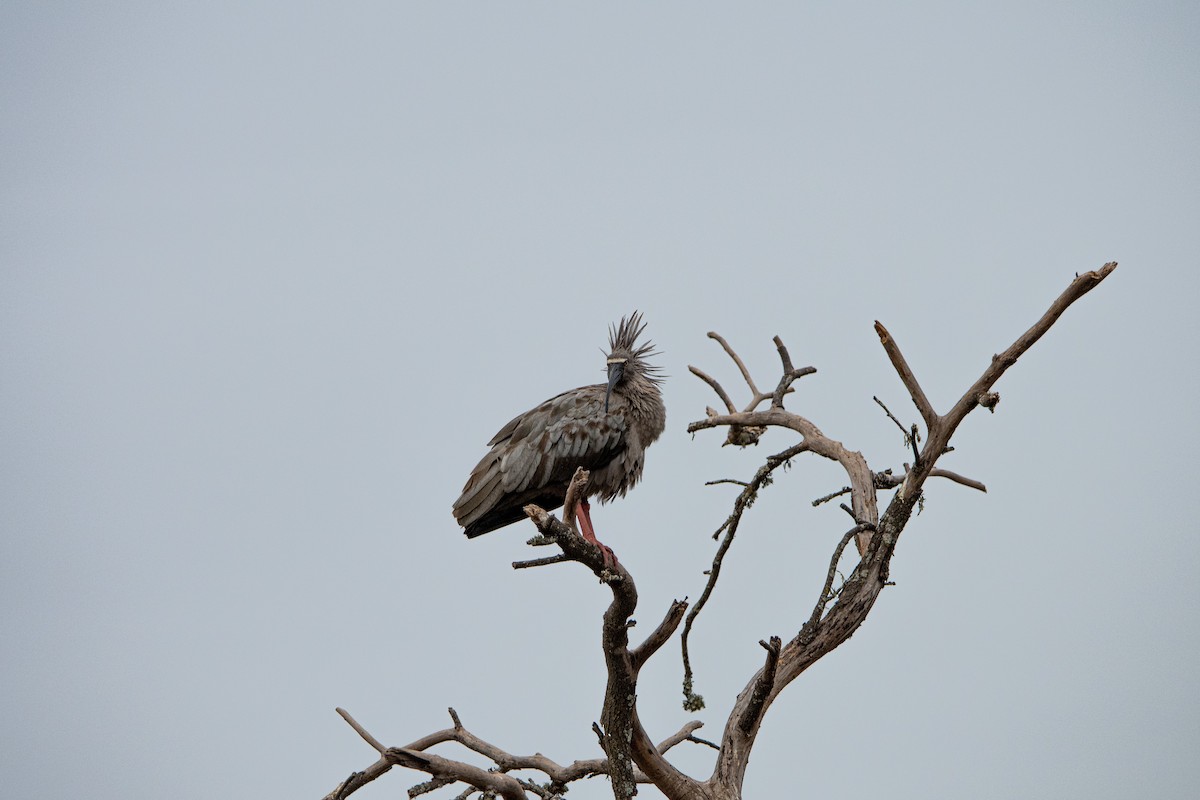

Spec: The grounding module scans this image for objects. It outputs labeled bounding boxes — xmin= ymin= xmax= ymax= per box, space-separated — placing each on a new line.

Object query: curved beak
xmin=605 ymin=360 xmax=625 ymax=412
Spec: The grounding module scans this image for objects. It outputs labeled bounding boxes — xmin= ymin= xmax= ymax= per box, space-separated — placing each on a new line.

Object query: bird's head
xmin=604 ymin=311 xmax=662 ymax=412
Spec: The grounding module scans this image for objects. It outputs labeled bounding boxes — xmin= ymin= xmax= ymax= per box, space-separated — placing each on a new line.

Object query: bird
xmin=452 ymin=312 xmax=666 ymax=565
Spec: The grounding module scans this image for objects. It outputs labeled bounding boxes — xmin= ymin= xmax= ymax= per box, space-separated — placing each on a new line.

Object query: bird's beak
xmin=605 ymin=360 xmax=625 ymax=413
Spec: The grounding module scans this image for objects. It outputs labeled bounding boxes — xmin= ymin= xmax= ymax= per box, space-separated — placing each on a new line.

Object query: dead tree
xmin=322 ymin=262 xmax=1117 ymax=800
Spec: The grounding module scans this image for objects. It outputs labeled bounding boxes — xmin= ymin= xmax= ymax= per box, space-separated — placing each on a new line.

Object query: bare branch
xmin=769 ymin=336 xmax=816 ymax=408
xmin=409 ymin=776 xmax=456 ymax=798
xmin=324 ymin=712 xmax=529 ymax=800
xmin=705 ymin=478 xmax=750 ymax=488
xmin=812 ymin=485 xmax=851 ymax=506
xmin=512 ymin=554 xmax=571 ymax=569
xmin=632 ymin=599 xmax=689 ymax=671
xmin=656 ymin=720 xmax=706 ymax=754
xmin=872 ymin=395 xmax=908 ymax=437
xmin=900 ymin=263 xmax=1119 ymax=501
xmin=773 ymin=336 xmax=795 ymax=375
xmin=701 ymin=265 xmax=1117 ymax=798
xmin=688 ymin=407 xmax=878 ymax=553
xmin=337 ymin=707 xmax=386 ymax=754
xmin=802 ymin=525 xmax=871 ymax=640
xmin=384 ymin=747 xmax=527 ymax=800
xmin=708 ymin=331 xmax=762 ymax=399
xmin=688 ymin=366 xmax=737 ymax=414
xmin=929 ymin=468 xmax=986 ymax=493
xmin=874 ymin=320 xmax=939 ymax=432
xmin=681 ymin=441 xmax=811 ymax=711
xmin=868 ymin=466 xmax=987 ymax=495
xmin=737 ymin=637 xmax=782 ymax=734
xmin=943 ymin=262 xmax=1117 ymax=436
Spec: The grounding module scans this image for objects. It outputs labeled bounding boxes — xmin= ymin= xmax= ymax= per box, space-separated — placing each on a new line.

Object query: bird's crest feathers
xmin=607 ymin=311 xmax=663 ymax=383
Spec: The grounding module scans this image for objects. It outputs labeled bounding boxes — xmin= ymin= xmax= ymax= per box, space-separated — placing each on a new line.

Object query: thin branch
xmin=681 ymin=441 xmax=811 ymax=711
xmin=929 ymin=468 xmax=986 ymax=493
xmin=773 ymin=336 xmax=795 ymax=375
xmin=873 ymin=321 xmax=939 ymax=432
xmin=512 ymin=554 xmax=571 ymax=569
xmin=686 ymin=411 xmax=879 ymax=549
xmin=942 ymin=263 xmax=1118 ymax=436
xmin=632 ymin=599 xmax=689 ymax=671
xmin=338 ymin=707 xmax=386 ymax=754
xmin=901 ymin=262 xmax=1119 ymax=500
xmin=656 ymin=720 xmax=706 ymax=754
xmin=708 ymin=331 xmax=762 ymax=398
xmin=409 ymin=776 xmax=456 ymax=798
xmin=769 ymin=336 xmax=816 ymax=408
xmin=872 ymin=395 xmax=907 ymax=437
xmin=688 ymin=366 xmax=737 ymax=414
xmin=801 ymin=525 xmax=870 ymax=641
xmin=812 ymin=486 xmax=851 ymax=506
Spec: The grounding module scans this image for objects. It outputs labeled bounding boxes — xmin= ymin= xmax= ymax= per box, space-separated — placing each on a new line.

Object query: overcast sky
xmin=2 ymin=3 xmax=1198 ymax=799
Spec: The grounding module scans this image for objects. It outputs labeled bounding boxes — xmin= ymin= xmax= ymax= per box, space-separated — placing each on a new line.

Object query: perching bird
xmin=452 ymin=313 xmax=666 ymax=564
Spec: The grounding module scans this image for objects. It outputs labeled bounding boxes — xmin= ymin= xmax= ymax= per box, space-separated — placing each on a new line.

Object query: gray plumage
xmin=453 ymin=313 xmax=666 ymax=538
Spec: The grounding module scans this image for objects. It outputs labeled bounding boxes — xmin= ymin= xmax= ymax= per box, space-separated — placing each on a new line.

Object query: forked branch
xmin=686 ymin=263 xmax=1116 ymax=798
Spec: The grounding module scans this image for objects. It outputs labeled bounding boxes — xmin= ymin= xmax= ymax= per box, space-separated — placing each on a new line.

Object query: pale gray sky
xmin=2 ymin=3 xmax=1197 ymax=799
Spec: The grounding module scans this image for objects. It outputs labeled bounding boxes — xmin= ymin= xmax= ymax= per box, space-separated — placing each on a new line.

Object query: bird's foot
xmin=596 ymin=541 xmax=619 ymax=570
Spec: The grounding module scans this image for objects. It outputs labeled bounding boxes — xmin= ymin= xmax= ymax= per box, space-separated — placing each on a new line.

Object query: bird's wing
xmin=453 ymin=385 xmax=630 ymax=534
xmin=494 ymin=385 xmax=629 ymax=494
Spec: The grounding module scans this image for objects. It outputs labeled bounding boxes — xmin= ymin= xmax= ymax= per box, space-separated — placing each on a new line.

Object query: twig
xmin=812 ymin=486 xmax=851 ymax=506
xmin=512 ymin=554 xmax=571 ymax=569
xmin=706 ymin=478 xmax=750 ymax=487
xmin=873 ymin=395 xmax=907 ymax=436
xmin=409 ymin=776 xmax=456 ymax=798
xmin=337 ymin=708 xmax=386 ymax=754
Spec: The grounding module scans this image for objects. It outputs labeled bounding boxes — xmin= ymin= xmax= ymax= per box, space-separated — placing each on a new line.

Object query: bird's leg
xmin=576 ymin=498 xmax=617 ymax=568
